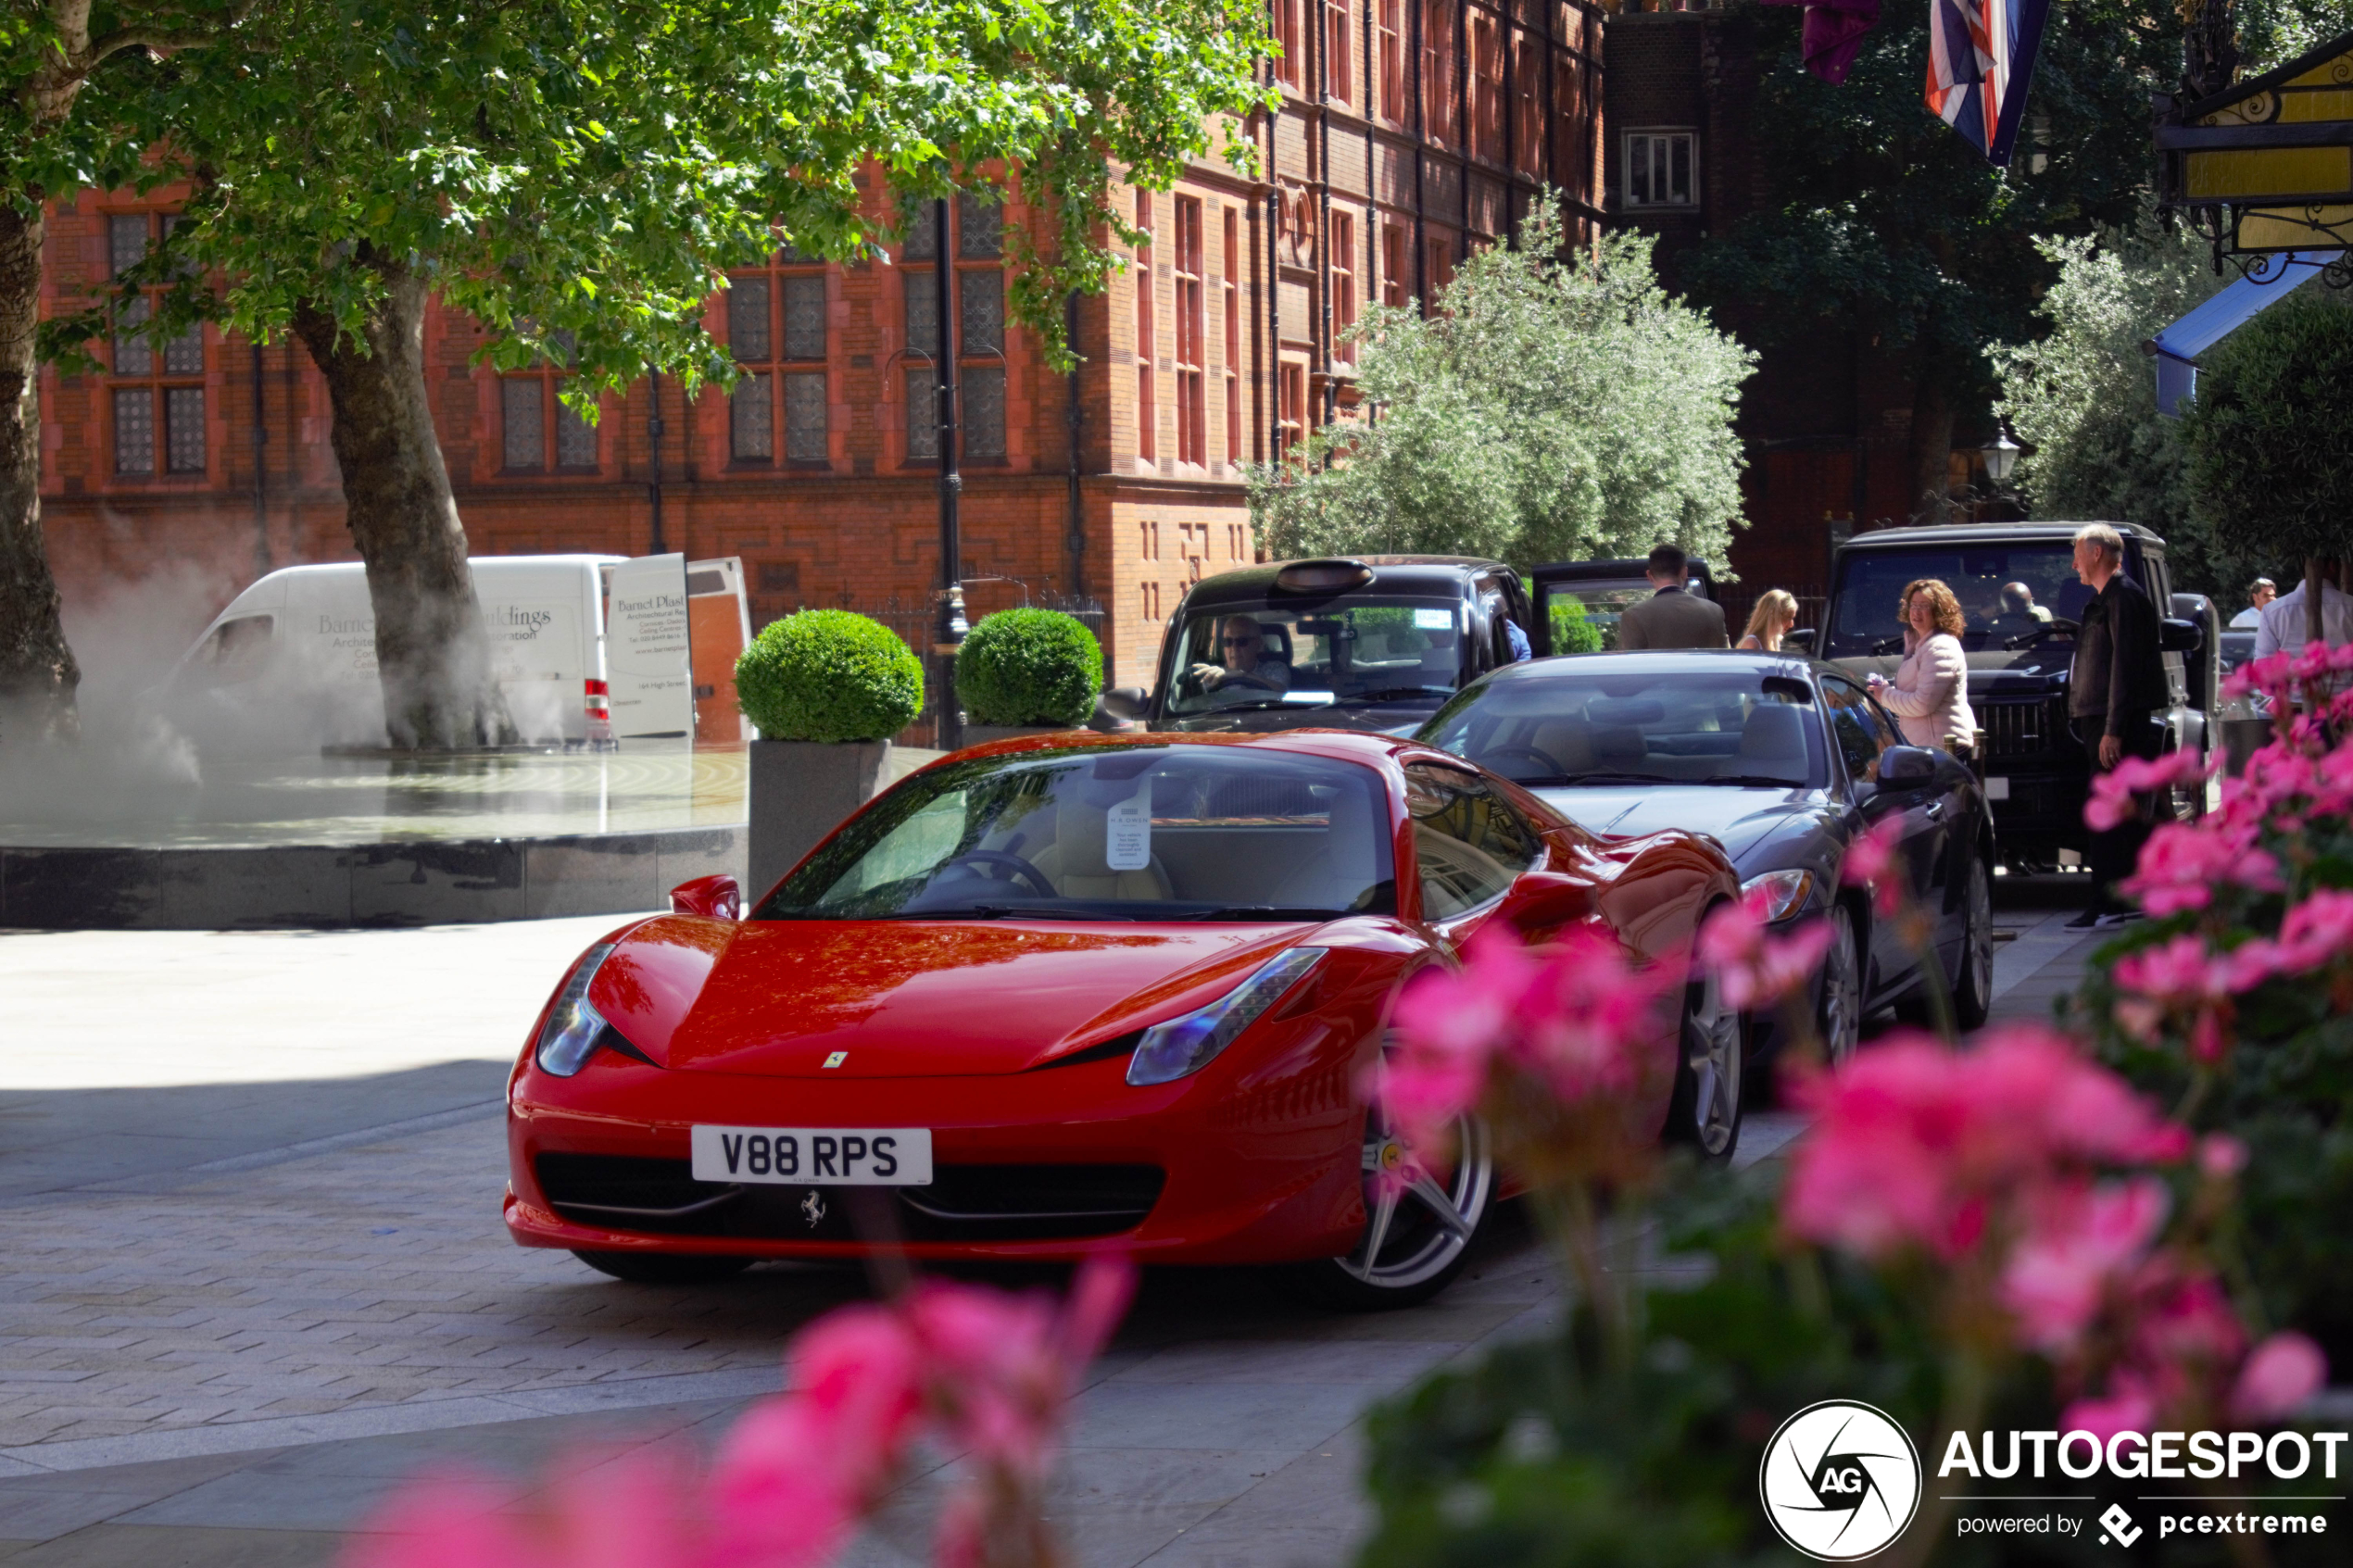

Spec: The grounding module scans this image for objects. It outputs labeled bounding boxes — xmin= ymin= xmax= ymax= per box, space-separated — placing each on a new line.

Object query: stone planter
xmin=748 ymin=739 xmax=893 ymax=896
xmin=959 ymin=723 xmax=1078 ymax=747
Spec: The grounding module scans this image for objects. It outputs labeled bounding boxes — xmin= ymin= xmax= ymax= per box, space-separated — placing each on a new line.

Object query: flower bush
xmin=2074 ymin=643 xmax=2353 ymax=1374
xmin=1357 ymin=763 xmax=2337 ymax=1566
xmin=736 ymin=609 xmax=925 ymax=743
xmin=349 ymin=1258 xmax=1131 ymax=1568
xmin=953 ymin=608 xmax=1102 ymax=729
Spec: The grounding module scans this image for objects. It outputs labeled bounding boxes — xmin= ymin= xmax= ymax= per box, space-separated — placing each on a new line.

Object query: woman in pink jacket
xmin=1868 ymin=578 xmax=1978 ymax=759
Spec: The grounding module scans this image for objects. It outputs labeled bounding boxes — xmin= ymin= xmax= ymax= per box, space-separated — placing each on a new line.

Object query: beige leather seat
xmin=1268 ymin=784 xmax=1379 ymax=909
xmin=1029 ymin=799 xmax=1175 ymax=900
xmin=1523 ymin=718 xmax=1599 ymax=775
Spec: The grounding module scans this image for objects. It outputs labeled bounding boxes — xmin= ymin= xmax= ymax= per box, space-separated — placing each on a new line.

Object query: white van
xmin=169 ymin=556 xmax=624 ymax=748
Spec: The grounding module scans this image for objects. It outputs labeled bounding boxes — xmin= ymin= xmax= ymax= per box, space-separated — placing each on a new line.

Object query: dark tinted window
xmin=1403 ymin=762 xmax=1541 ymax=919
xmin=1418 ymin=665 xmax=1828 ymax=788
xmin=1820 ymin=676 xmax=1891 ymax=783
xmin=1828 ymin=543 xmax=2098 ymax=658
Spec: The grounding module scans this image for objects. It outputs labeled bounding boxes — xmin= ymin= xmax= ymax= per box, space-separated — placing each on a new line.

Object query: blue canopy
xmin=2150 ymin=250 xmax=2342 ymax=417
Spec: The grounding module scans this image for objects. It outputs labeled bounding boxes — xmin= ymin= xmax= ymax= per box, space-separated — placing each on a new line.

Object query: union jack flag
xmin=1924 ymin=0 xmax=2051 ymax=167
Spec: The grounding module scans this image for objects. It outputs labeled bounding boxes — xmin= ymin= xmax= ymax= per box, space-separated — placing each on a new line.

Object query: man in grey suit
xmin=1616 ymin=544 xmax=1728 ymax=650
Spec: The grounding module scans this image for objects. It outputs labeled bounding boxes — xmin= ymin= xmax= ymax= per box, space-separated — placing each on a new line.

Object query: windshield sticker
xmin=1105 ymin=781 xmax=1152 ymax=872
xmin=1413 ymin=608 xmax=1454 ymax=630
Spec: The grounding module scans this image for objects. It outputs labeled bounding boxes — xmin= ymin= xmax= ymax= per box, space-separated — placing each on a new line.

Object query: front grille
xmin=1980 ymin=697 xmax=2062 ymax=759
xmin=535 ymin=1153 xmax=1164 ymax=1243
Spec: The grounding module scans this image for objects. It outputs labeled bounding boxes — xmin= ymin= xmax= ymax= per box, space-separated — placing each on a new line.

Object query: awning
xmin=2145 ymin=249 xmax=2342 ymax=416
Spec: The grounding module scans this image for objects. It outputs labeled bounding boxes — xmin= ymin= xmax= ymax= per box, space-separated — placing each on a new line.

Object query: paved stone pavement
xmin=0 ymin=884 xmax=2107 ymax=1565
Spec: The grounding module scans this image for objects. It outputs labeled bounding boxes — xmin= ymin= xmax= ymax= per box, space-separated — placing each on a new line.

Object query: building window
xmin=1174 ymin=197 xmax=1206 ymax=466
xmin=1135 ymin=191 xmax=1156 ymax=463
xmin=1332 ymin=211 xmax=1358 ymax=365
xmin=1227 ymin=522 xmax=1248 ymax=560
xmin=1625 ymin=131 xmax=1697 ymax=207
xmin=1423 ymin=0 xmax=1454 ymax=138
xmin=728 ymin=252 xmax=827 ymax=465
xmin=1427 ymin=235 xmax=1453 ymax=295
xmin=1221 ymin=207 xmax=1240 ymax=463
xmin=1326 ymin=0 xmax=1353 ymax=104
xmin=1382 ymin=221 xmax=1408 ymax=307
xmin=1278 ymin=361 xmax=1305 ymax=454
xmin=501 ymin=332 xmax=597 ymax=473
xmin=1277 ymin=0 xmax=1305 ymax=88
xmin=1139 ymin=519 xmax=1159 ymax=559
xmin=902 ymin=190 xmax=1007 ymax=463
xmin=1514 ymin=33 xmax=1542 ymax=174
xmin=1471 ymin=15 xmax=1503 ymax=163
xmin=107 ymin=213 xmax=205 ymax=476
xmin=1378 ymin=0 xmax=1403 ymax=120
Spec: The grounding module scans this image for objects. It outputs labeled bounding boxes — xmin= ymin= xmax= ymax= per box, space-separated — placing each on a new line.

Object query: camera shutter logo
xmin=1758 ymin=1399 xmax=1922 ymax=1561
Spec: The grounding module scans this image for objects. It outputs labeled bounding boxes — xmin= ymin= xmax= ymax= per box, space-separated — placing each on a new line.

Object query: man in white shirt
xmin=2254 ymin=571 xmax=2353 ymax=658
xmin=2231 ymin=577 xmax=2276 ymax=630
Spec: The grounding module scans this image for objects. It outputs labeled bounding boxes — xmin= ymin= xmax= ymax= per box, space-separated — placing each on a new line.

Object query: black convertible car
xmin=1416 ymin=651 xmax=1996 ymax=1067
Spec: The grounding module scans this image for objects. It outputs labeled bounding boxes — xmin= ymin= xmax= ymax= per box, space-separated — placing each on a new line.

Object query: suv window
xmin=1820 ymin=675 xmax=1894 ymax=784
xmin=1403 ymin=761 xmax=1541 ymax=920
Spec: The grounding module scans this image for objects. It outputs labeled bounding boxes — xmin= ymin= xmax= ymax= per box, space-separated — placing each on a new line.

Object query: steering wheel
xmin=939 ymin=850 xmax=1057 ymax=899
xmin=1478 ymin=744 xmax=1566 ymax=778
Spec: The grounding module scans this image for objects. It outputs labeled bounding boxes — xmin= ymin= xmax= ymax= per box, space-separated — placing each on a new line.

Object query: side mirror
xmin=1878 ymin=746 xmax=1937 ymax=784
xmin=670 ymin=873 xmax=741 ymax=921
xmin=2159 ymin=617 xmax=2204 ymax=655
xmin=1782 ymin=627 xmax=1817 ymax=652
xmin=1500 ymin=870 xmax=1595 ymax=931
xmin=1100 ymin=686 xmax=1150 ymax=721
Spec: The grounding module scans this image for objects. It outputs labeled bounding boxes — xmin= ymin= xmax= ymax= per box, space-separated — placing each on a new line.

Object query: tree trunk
xmin=0 ymin=199 xmax=81 ymax=746
xmin=291 ymin=265 xmax=513 ymax=749
xmin=1906 ymin=368 xmax=1956 ymax=526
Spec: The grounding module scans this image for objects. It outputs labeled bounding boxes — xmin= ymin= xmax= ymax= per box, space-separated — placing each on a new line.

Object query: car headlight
xmin=535 ymin=944 xmax=617 ymax=1076
xmin=1740 ymin=869 xmax=1816 ymax=922
xmin=1127 ymin=947 xmax=1327 ymax=1086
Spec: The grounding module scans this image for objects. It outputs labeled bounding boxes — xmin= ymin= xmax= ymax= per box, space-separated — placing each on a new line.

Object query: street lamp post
xmin=932 ymin=194 xmax=966 ymax=753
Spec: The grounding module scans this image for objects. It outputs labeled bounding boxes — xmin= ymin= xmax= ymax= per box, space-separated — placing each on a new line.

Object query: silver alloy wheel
xmin=1961 ymin=855 xmax=1994 ymax=1020
xmin=1339 ymin=1110 xmax=1493 ymax=1291
xmin=1819 ymin=903 xmax=1863 ymax=1066
xmin=1685 ymin=967 xmax=1743 ymax=1158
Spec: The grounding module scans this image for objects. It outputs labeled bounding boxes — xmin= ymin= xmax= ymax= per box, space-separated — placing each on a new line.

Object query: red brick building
xmin=39 ymin=1 xmax=1605 ymax=695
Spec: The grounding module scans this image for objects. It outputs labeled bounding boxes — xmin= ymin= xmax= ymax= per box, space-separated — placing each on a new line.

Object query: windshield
xmin=1417 ymin=666 xmax=1828 ymax=788
xmin=1827 ymin=544 xmax=2096 ymax=659
xmin=1161 ymin=597 xmax=1467 ymax=717
xmin=756 ymin=746 xmax=1396 ymax=922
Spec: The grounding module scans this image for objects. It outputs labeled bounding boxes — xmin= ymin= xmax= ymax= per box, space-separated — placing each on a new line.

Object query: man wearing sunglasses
xmin=1188 ymin=615 xmax=1294 ymax=697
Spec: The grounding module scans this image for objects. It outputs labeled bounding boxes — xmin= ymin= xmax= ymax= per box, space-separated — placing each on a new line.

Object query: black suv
xmin=1102 ymin=556 xmax=1536 ymax=735
xmin=1799 ymin=522 xmax=2217 ymax=872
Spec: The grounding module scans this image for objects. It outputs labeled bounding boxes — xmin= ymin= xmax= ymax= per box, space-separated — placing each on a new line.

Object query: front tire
xmin=1285 ymin=1110 xmax=1493 ymax=1311
xmin=1952 ymin=854 xmax=1994 ymax=1031
xmin=572 ymin=1249 xmax=755 ymax=1285
xmin=1668 ymin=964 xmax=1743 ymax=1162
xmin=1818 ymin=903 xmax=1863 ymax=1067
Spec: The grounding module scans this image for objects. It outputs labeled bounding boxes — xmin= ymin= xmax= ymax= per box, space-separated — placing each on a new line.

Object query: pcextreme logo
xmin=1759 ymin=1400 xmax=1924 ymax=1561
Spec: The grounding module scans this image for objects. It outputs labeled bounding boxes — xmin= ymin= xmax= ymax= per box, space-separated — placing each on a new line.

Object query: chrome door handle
xmin=1925 ymin=801 xmax=1945 ymax=820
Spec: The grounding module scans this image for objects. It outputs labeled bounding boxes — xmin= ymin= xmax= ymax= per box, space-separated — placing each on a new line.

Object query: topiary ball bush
xmin=955 ymin=608 xmax=1103 ymax=727
xmin=736 ymin=609 xmax=925 ymax=743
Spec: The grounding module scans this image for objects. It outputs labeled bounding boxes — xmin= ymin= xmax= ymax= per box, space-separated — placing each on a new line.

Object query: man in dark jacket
xmin=2068 ymin=523 xmax=2170 ymax=928
xmin=1617 ymin=544 xmax=1728 ymax=650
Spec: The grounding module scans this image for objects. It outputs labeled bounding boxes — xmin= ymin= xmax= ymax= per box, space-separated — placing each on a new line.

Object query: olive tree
xmin=1251 ymin=202 xmax=1753 ymax=571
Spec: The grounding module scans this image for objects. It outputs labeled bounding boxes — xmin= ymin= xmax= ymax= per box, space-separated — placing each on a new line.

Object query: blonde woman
xmin=1738 ymin=590 xmax=1800 ymax=652
xmin=1868 ymin=578 xmax=1977 ymax=757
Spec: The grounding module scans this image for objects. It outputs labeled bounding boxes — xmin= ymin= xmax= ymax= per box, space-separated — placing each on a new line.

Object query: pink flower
xmin=1839 ymin=817 xmax=1909 ymax=915
xmin=2063 ymin=1383 xmax=2158 ymax=1444
xmin=2121 ymin=822 xmax=2282 ymax=916
xmin=2231 ymin=1332 xmax=2328 ymax=1423
xmin=351 ymin=1460 xmax=702 ymax=1568
xmin=2263 ymin=887 xmax=2353 ymax=976
xmin=2086 ymin=751 xmax=2211 ymax=833
xmin=1696 ymin=890 xmax=1835 ymax=1011
xmin=1998 ymin=1177 xmax=2171 ymax=1353
xmin=1383 ymin=924 xmax=1677 ymax=1157
xmin=2198 ymin=1134 xmax=2248 ymax=1179
xmin=1783 ymin=1028 xmax=2186 ymax=1261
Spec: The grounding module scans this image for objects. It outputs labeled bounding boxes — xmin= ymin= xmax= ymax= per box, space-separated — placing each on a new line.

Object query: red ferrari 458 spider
xmin=504 ymin=731 xmax=1738 ymax=1307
